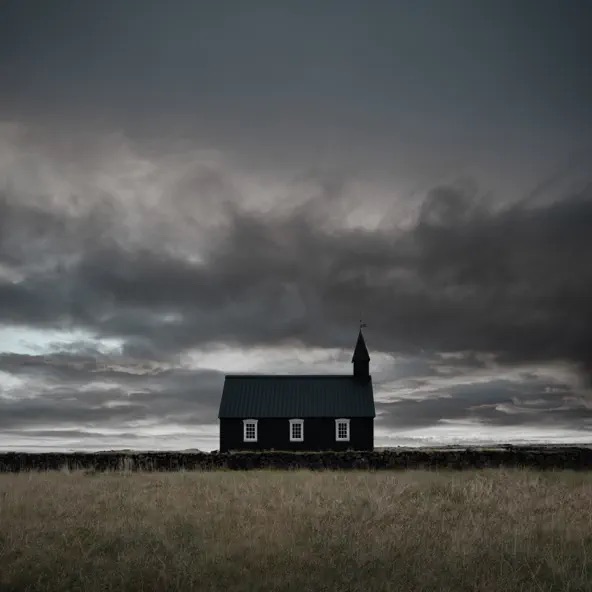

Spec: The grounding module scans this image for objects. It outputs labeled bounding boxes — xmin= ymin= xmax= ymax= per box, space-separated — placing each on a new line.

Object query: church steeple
xmin=352 ymin=322 xmax=370 ymax=381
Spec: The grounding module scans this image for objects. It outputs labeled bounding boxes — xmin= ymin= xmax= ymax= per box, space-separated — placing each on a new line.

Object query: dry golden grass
xmin=1 ymin=469 xmax=592 ymax=591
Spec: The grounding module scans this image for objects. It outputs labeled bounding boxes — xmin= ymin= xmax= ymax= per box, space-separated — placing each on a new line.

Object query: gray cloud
xmin=1 ymin=0 xmax=592 ymax=448
xmin=376 ymin=378 xmax=590 ymax=431
xmin=1 ymin=0 xmax=591 ymax=202
xmin=2 ymin=176 xmax=591 ymax=370
xmin=0 ymin=346 xmax=588 ymax=441
xmin=0 ymin=349 xmax=224 ymax=432
xmin=1 ymin=161 xmax=592 ymax=444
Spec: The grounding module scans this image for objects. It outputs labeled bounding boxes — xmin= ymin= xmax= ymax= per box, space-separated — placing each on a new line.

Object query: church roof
xmin=352 ymin=329 xmax=370 ymax=362
xmin=218 ymin=375 xmax=375 ymax=419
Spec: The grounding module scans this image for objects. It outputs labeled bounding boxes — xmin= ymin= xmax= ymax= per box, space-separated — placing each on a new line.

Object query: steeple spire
xmin=352 ymin=322 xmax=370 ymax=381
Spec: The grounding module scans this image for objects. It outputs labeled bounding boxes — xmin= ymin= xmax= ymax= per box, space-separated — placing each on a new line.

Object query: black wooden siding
xmin=219 ymin=417 xmax=374 ymax=452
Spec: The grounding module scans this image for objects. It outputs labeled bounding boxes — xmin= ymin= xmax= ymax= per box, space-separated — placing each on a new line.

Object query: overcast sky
xmin=1 ymin=0 xmax=591 ymax=451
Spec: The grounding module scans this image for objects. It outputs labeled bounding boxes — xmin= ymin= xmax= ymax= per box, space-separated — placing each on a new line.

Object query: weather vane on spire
xmin=360 ymin=319 xmax=367 ymax=330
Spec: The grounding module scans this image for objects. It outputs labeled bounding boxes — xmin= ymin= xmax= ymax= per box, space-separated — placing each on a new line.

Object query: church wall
xmin=219 ymin=417 xmax=373 ymax=452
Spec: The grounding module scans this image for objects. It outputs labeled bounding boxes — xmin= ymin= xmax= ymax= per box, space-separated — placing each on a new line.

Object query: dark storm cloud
xmin=0 ymin=346 xmax=585 ymax=436
xmin=0 ymin=386 xmax=149 ymax=429
xmin=1 ymin=168 xmax=591 ymax=438
xmin=3 ymin=0 xmax=591 ymax=120
xmin=375 ymin=378 xmax=591 ymax=432
xmin=1 ymin=1 xmax=592 ymax=445
xmin=0 ymin=189 xmax=117 ymax=273
xmin=2 ymin=178 xmax=592 ymax=372
xmin=1 ymin=0 xmax=591 ymax=182
xmin=0 ymin=349 xmax=224 ymax=430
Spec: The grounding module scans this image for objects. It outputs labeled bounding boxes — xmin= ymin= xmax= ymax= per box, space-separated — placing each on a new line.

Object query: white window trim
xmin=243 ymin=419 xmax=258 ymax=442
xmin=289 ymin=419 xmax=304 ymax=442
xmin=335 ymin=418 xmax=350 ymax=442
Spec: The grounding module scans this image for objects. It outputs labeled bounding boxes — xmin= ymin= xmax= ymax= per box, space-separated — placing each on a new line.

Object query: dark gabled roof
xmin=352 ymin=329 xmax=370 ymax=362
xmin=218 ymin=374 xmax=375 ymax=419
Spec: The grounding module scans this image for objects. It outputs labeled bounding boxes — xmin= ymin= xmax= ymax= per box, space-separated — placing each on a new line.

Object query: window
xmin=335 ymin=418 xmax=350 ymax=441
xmin=243 ymin=419 xmax=258 ymax=442
xmin=289 ymin=419 xmax=304 ymax=442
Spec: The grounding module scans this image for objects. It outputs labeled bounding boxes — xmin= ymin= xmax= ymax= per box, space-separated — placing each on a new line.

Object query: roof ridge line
xmin=224 ymin=374 xmax=360 ymax=379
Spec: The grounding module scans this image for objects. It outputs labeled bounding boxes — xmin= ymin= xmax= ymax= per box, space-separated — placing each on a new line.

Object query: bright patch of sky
xmin=0 ymin=326 xmax=124 ymax=355
xmin=376 ymin=360 xmax=583 ymax=402
xmin=181 ymin=344 xmax=396 ymax=375
xmin=0 ymin=370 xmax=24 ymax=392
xmin=3 ymin=421 xmax=590 ymax=453
xmin=0 ymin=424 xmax=219 ymax=452
xmin=0 ymin=262 xmax=24 ymax=283
xmin=375 ymin=422 xmax=592 ymax=448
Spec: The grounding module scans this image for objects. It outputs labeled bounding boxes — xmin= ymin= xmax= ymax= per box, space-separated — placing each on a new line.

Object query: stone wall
xmin=1 ymin=446 xmax=592 ymax=472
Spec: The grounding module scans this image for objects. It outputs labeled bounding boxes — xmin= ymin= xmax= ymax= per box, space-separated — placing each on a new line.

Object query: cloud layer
xmin=1 ymin=1 xmax=591 ymax=450
xmin=1 ymin=127 xmax=591 ymax=450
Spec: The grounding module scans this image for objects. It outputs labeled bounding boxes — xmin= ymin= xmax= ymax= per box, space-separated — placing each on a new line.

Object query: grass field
xmin=1 ymin=469 xmax=592 ymax=591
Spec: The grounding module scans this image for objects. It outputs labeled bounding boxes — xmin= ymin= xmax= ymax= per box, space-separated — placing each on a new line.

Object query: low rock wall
xmin=1 ymin=446 xmax=592 ymax=472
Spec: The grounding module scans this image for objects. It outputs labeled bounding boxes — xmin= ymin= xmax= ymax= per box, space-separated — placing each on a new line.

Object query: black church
xmin=217 ymin=328 xmax=375 ymax=452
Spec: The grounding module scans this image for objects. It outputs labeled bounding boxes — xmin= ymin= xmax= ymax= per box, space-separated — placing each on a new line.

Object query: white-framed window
xmin=243 ymin=419 xmax=258 ymax=442
xmin=335 ymin=418 xmax=350 ymax=441
xmin=289 ymin=419 xmax=304 ymax=442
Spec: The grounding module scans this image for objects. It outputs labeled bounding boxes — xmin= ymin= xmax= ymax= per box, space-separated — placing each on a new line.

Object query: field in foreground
xmin=1 ymin=470 xmax=592 ymax=592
